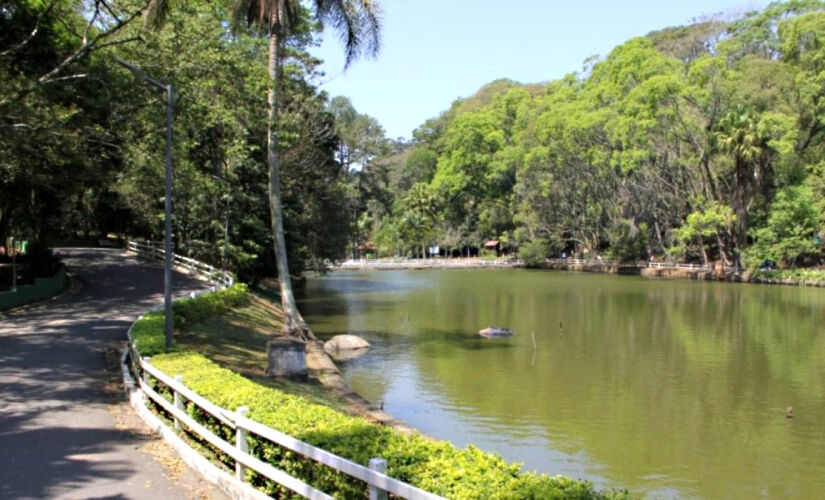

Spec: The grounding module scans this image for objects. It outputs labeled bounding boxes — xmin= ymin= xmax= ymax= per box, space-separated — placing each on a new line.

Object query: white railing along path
xmin=127 ymin=240 xmax=234 ymax=287
xmin=123 ymin=240 xmax=443 ymax=499
xmin=337 ymin=258 xmax=522 ymax=269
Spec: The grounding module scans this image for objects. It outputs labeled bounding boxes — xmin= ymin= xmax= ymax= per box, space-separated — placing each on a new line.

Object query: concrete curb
xmin=121 ymin=346 xmax=271 ymax=500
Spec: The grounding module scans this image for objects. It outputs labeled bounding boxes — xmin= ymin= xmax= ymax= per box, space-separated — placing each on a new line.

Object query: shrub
xmin=753 ymin=268 xmax=825 ymax=283
xmin=172 ymin=283 xmax=249 ymax=329
xmin=131 ymin=283 xmax=248 ymax=355
xmin=151 ymin=352 xmax=623 ymax=500
xmin=519 ymin=239 xmax=549 ymax=268
xmin=130 ymin=312 xmax=169 ymax=356
xmin=605 ymin=220 xmax=648 ymax=262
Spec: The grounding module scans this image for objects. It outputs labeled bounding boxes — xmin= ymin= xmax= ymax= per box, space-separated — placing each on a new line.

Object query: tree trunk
xmin=698 ymin=236 xmax=709 ymax=265
xmin=715 ymin=233 xmax=730 ymax=266
xmin=733 ymin=158 xmax=749 ymax=262
xmin=267 ymin=25 xmax=311 ymax=339
xmin=652 ymin=218 xmax=665 ymax=256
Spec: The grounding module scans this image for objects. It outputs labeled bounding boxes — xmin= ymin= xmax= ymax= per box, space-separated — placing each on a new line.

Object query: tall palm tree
xmin=236 ymin=0 xmax=380 ymax=339
xmin=717 ymin=105 xmax=773 ymax=264
xmin=148 ymin=0 xmax=381 ymax=339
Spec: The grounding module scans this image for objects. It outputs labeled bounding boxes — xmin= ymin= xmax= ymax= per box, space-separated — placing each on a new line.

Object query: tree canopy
xmin=356 ymin=1 xmax=825 ymax=269
xmin=4 ymin=0 xmax=825 ymax=278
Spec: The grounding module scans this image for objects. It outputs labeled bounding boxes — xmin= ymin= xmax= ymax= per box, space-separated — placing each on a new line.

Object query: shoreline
xmin=331 ymin=258 xmax=825 ymax=288
xmin=305 ymin=340 xmax=430 ymax=438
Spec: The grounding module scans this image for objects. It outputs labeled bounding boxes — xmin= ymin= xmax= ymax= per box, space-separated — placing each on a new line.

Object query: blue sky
xmin=310 ymin=0 xmax=769 ymax=140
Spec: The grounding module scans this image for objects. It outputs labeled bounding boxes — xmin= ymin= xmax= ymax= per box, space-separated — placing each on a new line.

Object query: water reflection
xmin=300 ymin=270 xmax=825 ymax=499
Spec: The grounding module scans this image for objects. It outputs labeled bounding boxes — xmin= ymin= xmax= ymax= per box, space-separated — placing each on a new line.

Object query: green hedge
xmin=131 ymin=283 xmax=627 ymax=499
xmin=151 ymin=352 xmax=621 ymax=499
xmin=130 ymin=283 xmax=249 ymax=355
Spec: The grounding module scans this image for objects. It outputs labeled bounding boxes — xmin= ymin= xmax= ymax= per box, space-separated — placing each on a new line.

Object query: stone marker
xmin=266 ymin=338 xmax=306 ymax=377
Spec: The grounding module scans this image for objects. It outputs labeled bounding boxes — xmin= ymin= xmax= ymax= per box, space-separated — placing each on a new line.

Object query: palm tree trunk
xmin=267 ymin=25 xmax=310 ymax=338
xmin=734 ymin=158 xmax=748 ymax=264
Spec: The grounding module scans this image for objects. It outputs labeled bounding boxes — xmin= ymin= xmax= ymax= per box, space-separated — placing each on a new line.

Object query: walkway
xmin=0 ymin=248 xmax=224 ymax=499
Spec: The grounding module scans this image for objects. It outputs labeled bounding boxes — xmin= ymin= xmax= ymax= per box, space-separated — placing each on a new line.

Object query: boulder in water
xmin=323 ymin=334 xmax=370 ymax=361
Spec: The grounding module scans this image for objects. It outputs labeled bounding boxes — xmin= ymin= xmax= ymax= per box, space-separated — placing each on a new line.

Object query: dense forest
xmin=3 ymin=0 xmax=825 ymax=286
xmin=354 ymin=0 xmax=825 ymax=269
xmin=1 ymin=0 xmax=356 ymax=285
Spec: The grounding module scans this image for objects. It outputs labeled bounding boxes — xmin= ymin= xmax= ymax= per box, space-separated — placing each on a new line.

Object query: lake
xmin=298 ymin=269 xmax=825 ymax=498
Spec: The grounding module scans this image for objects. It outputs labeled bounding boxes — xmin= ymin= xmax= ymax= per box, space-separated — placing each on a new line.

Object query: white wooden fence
xmin=547 ymin=257 xmax=719 ymax=271
xmin=125 ymin=354 xmax=443 ymax=500
xmin=646 ymin=261 xmax=711 ymax=271
xmin=123 ymin=240 xmax=444 ymax=499
xmin=127 ymin=240 xmax=234 ymax=287
xmin=337 ymin=258 xmax=523 ymax=269
xmin=545 ymin=257 xmax=621 ymax=266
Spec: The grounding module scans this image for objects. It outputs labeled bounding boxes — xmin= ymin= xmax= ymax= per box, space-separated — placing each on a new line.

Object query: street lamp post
xmin=115 ymin=58 xmax=174 ymax=350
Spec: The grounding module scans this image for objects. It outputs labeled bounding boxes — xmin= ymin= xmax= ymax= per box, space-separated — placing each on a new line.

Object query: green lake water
xmin=298 ymin=269 xmax=825 ymax=498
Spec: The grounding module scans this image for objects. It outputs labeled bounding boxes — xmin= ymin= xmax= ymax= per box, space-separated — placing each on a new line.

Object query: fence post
xmin=141 ymin=357 xmax=151 ymax=387
xmin=368 ymin=458 xmax=388 ymax=500
xmin=174 ymin=375 xmax=184 ymax=431
xmin=235 ymin=406 xmax=249 ymax=482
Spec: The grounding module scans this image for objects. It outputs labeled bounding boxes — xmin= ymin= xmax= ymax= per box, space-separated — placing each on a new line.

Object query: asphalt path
xmin=0 ymin=248 xmax=224 ymax=499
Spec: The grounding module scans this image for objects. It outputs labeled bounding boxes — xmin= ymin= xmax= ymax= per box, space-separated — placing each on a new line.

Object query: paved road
xmin=0 ymin=248 xmax=224 ymax=499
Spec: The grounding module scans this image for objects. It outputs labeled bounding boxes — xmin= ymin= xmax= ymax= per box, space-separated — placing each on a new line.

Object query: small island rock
xmin=324 ymin=334 xmax=370 ymax=353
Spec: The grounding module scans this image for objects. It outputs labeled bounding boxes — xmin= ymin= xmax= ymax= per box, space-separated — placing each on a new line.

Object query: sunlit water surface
xmin=298 ymin=269 xmax=825 ymax=499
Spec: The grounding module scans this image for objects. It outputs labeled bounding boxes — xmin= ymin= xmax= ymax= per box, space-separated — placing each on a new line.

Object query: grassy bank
xmin=132 ymin=285 xmax=628 ymax=499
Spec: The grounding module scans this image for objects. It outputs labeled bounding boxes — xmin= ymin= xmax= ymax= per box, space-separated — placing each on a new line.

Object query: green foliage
xmin=363 ymin=4 xmax=825 ymax=267
xmin=150 ymin=352 xmax=620 ymax=499
xmin=8 ymin=0 xmax=825 ymax=272
xmin=746 ymin=185 xmax=821 ymax=267
xmin=131 ymin=284 xmax=249 ymax=355
xmin=130 ymin=312 xmax=170 ymax=356
xmin=672 ymin=203 xmax=735 ymax=261
xmin=605 ymin=220 xmax=649 ymax=262
xmin=2 ymin=0 xmax=358 ymax=282
xmin=519 ymin=239 xmax=549 ymax=268
xmin=753 ymin=268 xmax=825 ymax=282
xmin=172 ymin=284 xmax=250 ymax=329
xmin=0 ymin=0 xmax=143 ymax=245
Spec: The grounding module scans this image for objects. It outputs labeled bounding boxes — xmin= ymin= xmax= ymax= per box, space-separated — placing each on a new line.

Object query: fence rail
xmin=545 ymin=258 xmax=623 ymax=266
xmin=126 ymin=240 xmax=234 ymax=287
xmin=336 ymin=258 xmax=522 ymax=269
xmin=646 ymin=261 xmax=712 ymax=271
xmin=126 ymin=354 xmax=443 ymax=499
xmin=545 ymin=258 xmax=723 ymax=271
xmin=123 ymin=240 xmax=443 ymax=499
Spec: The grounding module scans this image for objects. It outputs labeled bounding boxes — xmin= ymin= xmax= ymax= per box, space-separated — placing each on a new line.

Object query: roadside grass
xmin=175 ymin=293 xmax=348 ymax=413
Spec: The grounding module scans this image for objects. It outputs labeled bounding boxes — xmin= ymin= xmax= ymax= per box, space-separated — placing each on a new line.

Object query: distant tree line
xmin=355 ymin=1 xmax=825 ymax=269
